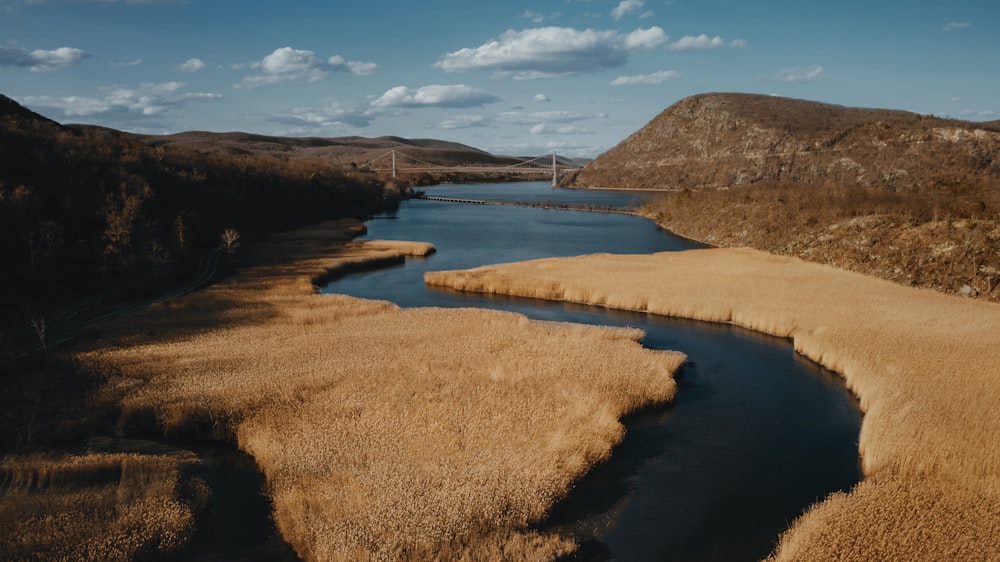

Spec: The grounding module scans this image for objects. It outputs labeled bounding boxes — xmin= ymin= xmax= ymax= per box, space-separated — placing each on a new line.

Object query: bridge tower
xmin=551 ymin=153 xmax=558 ymax=187
xmin=392 ymin=148 xmax=397 ymax=179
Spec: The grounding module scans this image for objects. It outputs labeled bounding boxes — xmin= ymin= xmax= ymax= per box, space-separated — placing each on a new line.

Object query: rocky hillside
xmin=571 ymin=93 xmax=1000 ymax=301
xmin=570 ymin=93 xmax=1000 ymax=191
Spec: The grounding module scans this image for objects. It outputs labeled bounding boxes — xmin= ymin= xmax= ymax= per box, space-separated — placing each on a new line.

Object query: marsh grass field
xmin=427 ymin=248 xmax=1000 ymax=560
xmin=2 ymin=219 xmax=685 ymax=560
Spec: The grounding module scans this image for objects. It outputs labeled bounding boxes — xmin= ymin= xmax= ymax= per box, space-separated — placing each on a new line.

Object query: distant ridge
xmin=570 ymin=92 xmax=1000 ymax=191
xmin=137 ymin=130 xmax=523 ymax=168
xmin=0 ymin=94 xmax=531 ymax=169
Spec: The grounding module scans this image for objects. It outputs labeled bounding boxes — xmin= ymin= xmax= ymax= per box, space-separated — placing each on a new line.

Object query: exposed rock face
xmin=571 ymin=93 xmax=1000 ymax=191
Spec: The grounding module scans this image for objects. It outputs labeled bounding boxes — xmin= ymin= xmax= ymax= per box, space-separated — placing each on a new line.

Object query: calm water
xmin=324 ymin=182 xmax=861 ymax=561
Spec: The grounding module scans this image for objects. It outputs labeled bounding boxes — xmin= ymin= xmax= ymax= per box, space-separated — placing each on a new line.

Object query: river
xmin=323 ymin=182 xmax=862 ymax=561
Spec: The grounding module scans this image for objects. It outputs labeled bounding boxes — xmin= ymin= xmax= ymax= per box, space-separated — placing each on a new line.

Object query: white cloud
xmin=236 ymin=46 xmax=377 ymax=89
xmin=667 ymin=34 xmax=745 ymax=52
xmin=370 ymin=84 xmax=500 ymax=109
xmin=22 ymin=81 xmax=221 ymax=121
xmin=610 ymin=69 xmax=681 ymax=86
xmin=624 ymin=26 xmax=668 ymax=49
xmin=530 ymin=124 xmax=590 ymax=135
xmin=435 ymin=26 xmax=665 ymax=79
xmin=175 ymin=58 xmax=205 ymax=72
xmin=266 ymin=100 xmax=374 ymax=131
xmin=438 ymin=114 xmax=489 ymax=129
xmin=776 ymin=65 xmax=825 ymax=83
xmin=533 ymin=94 xmax=551 ymax=102
xmin=944 ymin=21 xmax=971 ymax=31
xmin=112 ymin=58 xmax=143 ymax=67
xmin=498 ymin=110 xmax=605 ymax=125
xmin=611 ymin=0 xmax=643 ymax=20
xmin=0 ymin=46 xmax=88 ymax=71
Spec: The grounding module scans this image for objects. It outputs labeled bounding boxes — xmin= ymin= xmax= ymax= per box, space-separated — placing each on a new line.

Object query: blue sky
xmin=1 ymin=0 xmax=997 ymax=158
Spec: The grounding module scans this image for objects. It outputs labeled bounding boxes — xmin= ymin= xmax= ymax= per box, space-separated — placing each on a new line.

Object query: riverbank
xmin=426 ymin=247 xmax=1000 ymax=560
xmin=48 ymin=218 xmax=683 ymax=560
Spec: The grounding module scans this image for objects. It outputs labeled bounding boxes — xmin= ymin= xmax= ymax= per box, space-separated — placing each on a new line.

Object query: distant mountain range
xmin=0 ymin=93 xmax=545 ymax=169
xmin=569 ymin=92 xmax=1000 ymax=191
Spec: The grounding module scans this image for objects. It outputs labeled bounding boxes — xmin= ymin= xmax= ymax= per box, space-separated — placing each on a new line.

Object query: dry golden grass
xmin=74 ymin=218 xmax=684 ymax=561
xmin=0 ymin=451 xmax=204 ymax=561
xmin=426 ymin=247 xmax=1000 ymax=561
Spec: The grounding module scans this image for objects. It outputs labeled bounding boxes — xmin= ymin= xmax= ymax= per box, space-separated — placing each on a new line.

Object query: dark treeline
xmin=0 ymin=95 xmax=400 ymax=340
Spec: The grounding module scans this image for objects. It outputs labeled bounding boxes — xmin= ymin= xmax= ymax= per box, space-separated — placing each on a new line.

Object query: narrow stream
xmin=323 ymin=182 xmax=862 ymax=561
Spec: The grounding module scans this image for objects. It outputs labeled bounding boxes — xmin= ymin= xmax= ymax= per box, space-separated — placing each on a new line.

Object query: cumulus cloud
xmin=236 ymin=47 xmax=377 ymax=89
xmin=667 ymin=34 xmax=746 ymax=52
xmin=370 ymin=84 xmax=500 ymax=109
xmin=944 ymin=21 xmax=971 ymax=31
xmin=266 ymin=100 xmax=374 ymax=131
xmin=610 ymin=69 xmax=681 ymax=86
xmin=498 ymin=110 xmax=605 ymax=125
xmin=0 ymin=46 xmax=88 ymax=71
xmin=776 ymin=65 xmax=825 ymax=83
xmin=435 ymin=26 xmax=666 ymax=79
xmin=530 ymin=124 xmax=591 ymax=135
xmin=533 ymin=93 xmax=551 ymax=102
xmin=438 ymin=114 xmax=489 ymax=129
xmin=624 ymin=26 xmax=668 ymax=49
xmin=611 ymin=0 xmax=643 ymax=20
xmin=22 ymin=81 xmax=220 ymax=124
xmin=175 ymin=57 xmax=205 ymax=72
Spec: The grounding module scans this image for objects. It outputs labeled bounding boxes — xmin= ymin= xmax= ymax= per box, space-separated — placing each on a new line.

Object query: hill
xmin=138 ymin=131 xmax=525 ymax=169
xmin=568 ymin=93 xmax=1000 ymax=300
xmin=569 ymin=92 xmax=1000 ymax=191
xmin=0 ymin=94 xmax=397 ymax=343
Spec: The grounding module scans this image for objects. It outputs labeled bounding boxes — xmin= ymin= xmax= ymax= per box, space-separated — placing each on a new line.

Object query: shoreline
xmin=63 ymin=219 xmax=685 ymax=560
xmin=425 ymin=247 xmax=1000 ymax=560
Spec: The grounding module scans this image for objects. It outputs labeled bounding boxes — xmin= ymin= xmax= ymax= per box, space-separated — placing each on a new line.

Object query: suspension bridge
xmin=359 ymin=149 xmax=584 ymax=187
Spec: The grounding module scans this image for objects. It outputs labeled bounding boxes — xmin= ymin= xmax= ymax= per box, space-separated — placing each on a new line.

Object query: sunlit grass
xmin=73 ymin=218 xmax=684 ymax=561
xmin=0 ymin=451 xmax=204 ymax=561
xmin=426 ymin=247 xmax=1000 ymax=560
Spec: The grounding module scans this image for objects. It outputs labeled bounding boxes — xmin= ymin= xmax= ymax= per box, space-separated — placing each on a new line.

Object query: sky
xmin=1 ymin=0 xmax=997 ymax=158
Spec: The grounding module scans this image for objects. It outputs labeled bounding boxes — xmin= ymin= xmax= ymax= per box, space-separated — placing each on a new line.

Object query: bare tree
xmin=220 ymin=228 xmax=241 ymax=257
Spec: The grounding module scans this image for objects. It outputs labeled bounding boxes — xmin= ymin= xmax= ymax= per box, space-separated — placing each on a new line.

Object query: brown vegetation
xmin=0 ymin=451 xmax=205 ymax=561
xmin=426 ymin=247 xmax=1000 ymax=560
xmin=645 ymin=183 xmax=1000 ymax=299
xmin=0 ymin=94 xmax=399 ymax=348
xmin=565 ymin=92 xmax=1000 ymax=300
xmin=49 ymin=219 xmax=684 ymax=560
xmin=570 ymin=92 xmax=1000 ymax=191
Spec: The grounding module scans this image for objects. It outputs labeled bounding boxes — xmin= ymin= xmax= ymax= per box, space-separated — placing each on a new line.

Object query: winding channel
xmin=323 ymin=182 xmax=862 ymax=561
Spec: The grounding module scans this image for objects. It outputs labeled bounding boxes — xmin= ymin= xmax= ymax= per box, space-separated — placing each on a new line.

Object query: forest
xmin=0 ymin=94 xmax=401 ymax=352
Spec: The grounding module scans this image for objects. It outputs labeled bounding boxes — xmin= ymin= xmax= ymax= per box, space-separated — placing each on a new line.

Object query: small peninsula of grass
xmin=426 ymin=247 xmax=1000 ymax=560
xmin=13 ymin=219 xmax=683 ymax=561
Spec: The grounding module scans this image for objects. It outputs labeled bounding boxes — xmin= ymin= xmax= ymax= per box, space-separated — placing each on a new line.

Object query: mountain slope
xmin=572 ymin=93 xmax=1000 ymax=300
xmin=570 ymin=93 xmax=1000 ymax=191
